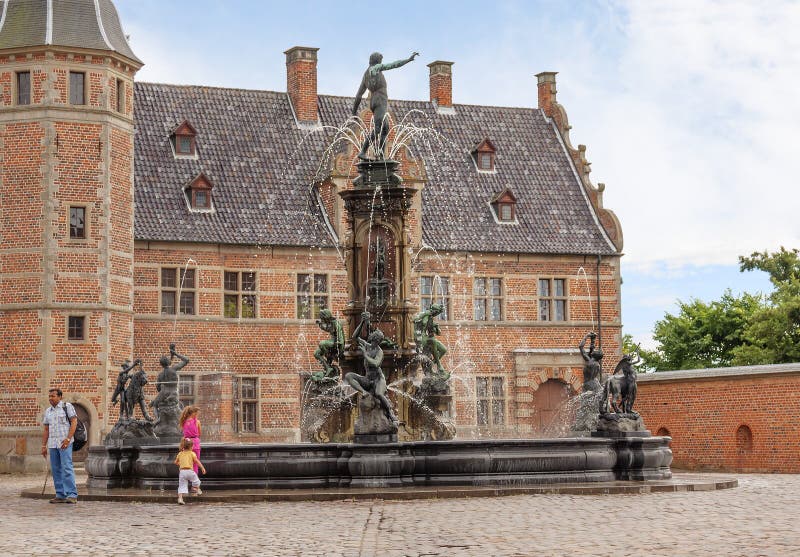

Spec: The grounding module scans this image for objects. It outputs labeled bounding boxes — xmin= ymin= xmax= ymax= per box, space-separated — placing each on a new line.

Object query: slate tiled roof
xmin=133 ymin=82 xmax=618 ymax=256
xmin=0 ymin=0 xmax=141 ymax=64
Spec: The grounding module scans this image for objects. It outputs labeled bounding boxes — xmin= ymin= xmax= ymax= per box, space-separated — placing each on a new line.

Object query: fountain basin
xmin=86 ymin=436 xmax=671 ymax=490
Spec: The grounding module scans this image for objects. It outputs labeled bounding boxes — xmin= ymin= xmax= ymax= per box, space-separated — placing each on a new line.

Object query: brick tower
xmin=0 ymin=0 xmax=142 ymax=471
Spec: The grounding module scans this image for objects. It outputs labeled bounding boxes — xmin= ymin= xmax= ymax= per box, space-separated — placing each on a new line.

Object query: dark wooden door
xmin=532 ymin=379 xmax=572 ymax=435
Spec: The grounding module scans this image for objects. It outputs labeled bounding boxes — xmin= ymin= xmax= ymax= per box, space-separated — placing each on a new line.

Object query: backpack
xmin=63 ymin=403 xmax=88 ymax=452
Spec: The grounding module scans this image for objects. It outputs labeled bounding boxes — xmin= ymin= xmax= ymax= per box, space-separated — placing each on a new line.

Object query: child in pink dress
xmin=179 ymin=406 xmax=201 ymax=474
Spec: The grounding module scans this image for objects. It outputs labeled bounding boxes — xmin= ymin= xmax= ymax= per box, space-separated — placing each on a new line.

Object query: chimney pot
xmin=428 ymin=60 xmax=454 ymax=108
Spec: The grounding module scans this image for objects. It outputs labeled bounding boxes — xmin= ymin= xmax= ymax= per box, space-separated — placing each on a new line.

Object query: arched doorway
xmin=72 ymin=404 xmax=90 ymax=463
xmin=532 ymin=379 xmax=573 ymax=436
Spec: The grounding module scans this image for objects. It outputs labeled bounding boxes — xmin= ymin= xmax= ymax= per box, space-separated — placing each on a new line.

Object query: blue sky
xmin=115 ymin=0 xmax=796 ymax=348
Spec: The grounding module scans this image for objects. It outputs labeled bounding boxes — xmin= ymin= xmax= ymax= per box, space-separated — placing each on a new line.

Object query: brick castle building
xmin=0 ymin=0 xmax=623 ymax=471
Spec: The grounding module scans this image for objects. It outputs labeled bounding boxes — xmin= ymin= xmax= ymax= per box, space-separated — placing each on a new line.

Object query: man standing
xmin=41 ymin=388 xmax=78 ymax=503
xmin=352 ymin=51 xmax=418 ymax=160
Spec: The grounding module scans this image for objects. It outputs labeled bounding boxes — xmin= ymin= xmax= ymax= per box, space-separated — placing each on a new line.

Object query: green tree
xmin=640 ymin=291 xmax=764 ymax=371
xmin=639 ymin=247 xmax=800 ymax=371
xmin=732 ymin=247 xmax=800 ymax=365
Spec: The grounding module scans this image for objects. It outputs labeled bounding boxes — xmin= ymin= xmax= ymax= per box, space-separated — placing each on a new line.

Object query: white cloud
xmin=565 ymin=1 xmax=800 ymax=268
xmin=120 ymin=0 xmax=798 ymax=272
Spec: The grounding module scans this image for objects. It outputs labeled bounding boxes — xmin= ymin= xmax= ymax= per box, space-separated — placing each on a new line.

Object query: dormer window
xmin=472 ymin=138 xmax=497 ymax=172
xmin=184 ymin=174 xmax=214 ymax=212
xmin=491 ymin=188 xmax=517 ymax=223
xmin=171 ymin=120 xmax=197 ymax=158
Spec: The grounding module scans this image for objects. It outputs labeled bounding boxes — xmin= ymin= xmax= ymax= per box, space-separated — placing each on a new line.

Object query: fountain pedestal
xmin=353 ymin=394 xmax=398 ymax=444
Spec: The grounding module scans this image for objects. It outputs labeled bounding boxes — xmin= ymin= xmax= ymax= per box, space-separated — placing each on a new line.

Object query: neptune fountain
xmin=86 ymin=51 xmax=671 ymax=491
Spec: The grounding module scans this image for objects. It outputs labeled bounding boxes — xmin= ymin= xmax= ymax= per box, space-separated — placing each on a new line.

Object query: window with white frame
xmin=179 ymin=375 xmax=196 ymax=407
xmin=161 ymin=267 xmax=196 ymax=315
xmin=224 ymin=271 xmax=256 ymax=318
xmin=538 ymin=278 xmax=567 ymax=321
xmin=476 ymin=376 xmax=505 ymax=426
xmin=296 ymin=273 xmax=328 ymax=319
xmin=473 ymin=277 xmax=502 ymax=321
xmin=233 ymin=376 xmax=258 ymax=433
xmin=420 ymin=276 xmax=450 ymax=320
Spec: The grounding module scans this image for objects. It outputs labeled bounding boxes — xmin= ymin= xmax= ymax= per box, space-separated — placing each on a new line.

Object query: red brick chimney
xmin=536 ymin=71 xmax=558 ymax=118
xmin=284 ymin=46 xmax=319 ymax=123
xmin=428 ymin=61 xmax=454 ymax=108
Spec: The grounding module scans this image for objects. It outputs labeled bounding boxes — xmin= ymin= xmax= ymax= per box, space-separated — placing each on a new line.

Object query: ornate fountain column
xmin=340 ymin=160 xmax=418 ymax=361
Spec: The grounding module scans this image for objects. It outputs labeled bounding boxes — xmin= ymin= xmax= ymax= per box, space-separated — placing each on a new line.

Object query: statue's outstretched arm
xmin=579 ymin=335 xmax=590 ymax=361
xmin=173 ymin=352 xmax=189 ymax=370
xmin=378 ymin=52 xmax=419 ymax=71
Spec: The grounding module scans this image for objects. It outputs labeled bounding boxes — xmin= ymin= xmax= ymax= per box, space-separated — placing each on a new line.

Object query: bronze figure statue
xmin=579 ymin=331 xmax=603 ymax=392
xmin=352 ymin=51 xmax=419 ymax=160
xmin=604 ymin=348 xmax=640 ymax=415
xmin=312 ymin=308 xmax=345 ymax=381
xmin=124 ymin=360 xmax=153 ymax=422
xmin=150 ymin=343 xmax=189 ymax=425
xmin=413 ymin=303 xmax=448 ymax=378
xmin=112 ymin=359 xmax=139 ymax=419
xmin=344 ymin=312 xmax=399 ymax=425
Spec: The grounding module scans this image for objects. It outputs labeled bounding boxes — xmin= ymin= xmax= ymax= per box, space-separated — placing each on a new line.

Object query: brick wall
xmin=0 ymin=48 xmax=138 ymax=472
xmin=130 ymin=242 xmax=622 ymax=443
xmin=636 ymin=364 xmax=800 ymax=473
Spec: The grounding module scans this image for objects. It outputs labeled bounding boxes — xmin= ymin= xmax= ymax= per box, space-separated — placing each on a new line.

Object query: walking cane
xmin=41 ymin=454 xmax=49 ymax=496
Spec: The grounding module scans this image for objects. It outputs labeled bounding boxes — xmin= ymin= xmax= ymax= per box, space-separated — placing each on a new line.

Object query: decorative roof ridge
xmin=0 ymin=2 xmax=8 ymax=35
xmin=45 ymin=0 xmax=52 ymax=45
xmin=547 ymin=115 xmax=618 ymax=254
xmin=137 ymin=81 xmax=289 ymax=95
xmin=93 ymin=0 xmax=113 ymax=50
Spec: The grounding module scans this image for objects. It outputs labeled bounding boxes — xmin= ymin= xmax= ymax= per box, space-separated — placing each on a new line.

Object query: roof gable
xmin=172 ymin=120 xmax=197 ymax=136
xmin=472 ymin=138 xmax=496 ymax=154
xmin=491 ymin=188 xmax=516 ymax=204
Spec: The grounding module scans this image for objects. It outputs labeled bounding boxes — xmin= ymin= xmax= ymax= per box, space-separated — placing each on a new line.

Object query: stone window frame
xmin=69 ymin=71 xmax=86 ymax=105
xmin=538 ymin=277 xmax=568 ymax=322
xmin=115 ymin=78 xmax=125 ymax=114
xmin=179 ymin=374 xmax=196 ymax=407
xmin=476 ymin=375 xmax=506 ymax=427
xmin=473 ymin=277 xmax=503 ymax=321
xmin=223 ymin=270 xmax=257 ymax=319
xmin=68 ymin=205 xmax=88 ymax=241
xmin=420 ymin=275 xmax=451 ymax=321
xmin=296 ymin=272 xmax=329 ymax=320
xmin=160 ymin=267 xmax=197 ymax=316
xmin=66 ymin=315 xmax=86 ymax=342
xmin=233 ymin=376 xmax=259 ymax=434
xmin=15 ymin=70 xmax=31 ymax=106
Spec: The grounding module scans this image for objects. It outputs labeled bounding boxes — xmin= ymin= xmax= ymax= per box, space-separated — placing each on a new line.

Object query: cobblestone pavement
xmin=2 ymin=472 xmax=799 ymax=556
